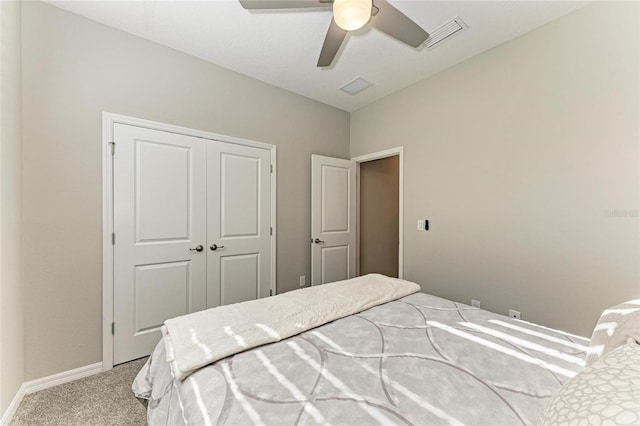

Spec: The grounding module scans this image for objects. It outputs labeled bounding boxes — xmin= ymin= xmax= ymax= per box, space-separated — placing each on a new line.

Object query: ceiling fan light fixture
xmin=333 ymin=0 xmax=372 ymax=31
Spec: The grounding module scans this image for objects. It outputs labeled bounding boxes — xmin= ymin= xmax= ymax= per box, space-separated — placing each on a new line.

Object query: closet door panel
xmin=113 ymin=124 xmax=207 ymax=365
xmin=207 ymin=142 xmax=271 ymax=308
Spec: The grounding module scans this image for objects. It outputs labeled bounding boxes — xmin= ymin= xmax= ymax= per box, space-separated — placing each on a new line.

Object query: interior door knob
xmin=210 ymin=244 xmax=225 ymax=251
xmin=189 ymin=245 xmax=204 ymax=252
xmin=314 ymin=238 xmax=325 ymax=244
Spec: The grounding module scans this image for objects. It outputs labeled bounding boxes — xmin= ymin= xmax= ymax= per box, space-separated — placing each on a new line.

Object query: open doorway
xmin=353 ymin=147 xmax=403 ymax=279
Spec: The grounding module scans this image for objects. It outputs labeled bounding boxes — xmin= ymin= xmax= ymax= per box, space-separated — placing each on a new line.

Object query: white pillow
xmin=586 ymin=300 xmax=640 ymax=366
xmin=537 ymin=340 xmax=640 ymax=426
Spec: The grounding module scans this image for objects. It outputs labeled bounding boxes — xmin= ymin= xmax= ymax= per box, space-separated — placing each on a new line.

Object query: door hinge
xmin=270 ymin=289 xmax=273 ymax=296
xmin=270 ymin=227 xmax=273 ymax=236
xmin=270 ymin=164 xmax=273 ymax=173
xmin=112 ymin=233 xmax=115 ymax=245
xmin=109 ymin=142 xmax=115 ymax=156
xmin=111 ymin=322 xmax=115 ymax=335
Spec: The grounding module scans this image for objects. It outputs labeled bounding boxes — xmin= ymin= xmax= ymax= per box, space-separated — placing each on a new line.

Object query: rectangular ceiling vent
xmin=339 ymin=76 xmax=373 ymax=96
xmin=423 ymin=17 xmax=468 ymax=49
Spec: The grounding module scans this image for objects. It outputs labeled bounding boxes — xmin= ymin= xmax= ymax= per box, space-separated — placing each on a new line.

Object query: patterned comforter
xmin=133 ymin=292 xmax=588 ymax=425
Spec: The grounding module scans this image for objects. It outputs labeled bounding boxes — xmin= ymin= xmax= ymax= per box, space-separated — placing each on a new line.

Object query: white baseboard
xmin=22 ymin=362 xmax=103 ymax=395
xmin=0 ymin=384 xmax=25 ymax=426
xmin=0 ymin=362 xmax=102 ymax=426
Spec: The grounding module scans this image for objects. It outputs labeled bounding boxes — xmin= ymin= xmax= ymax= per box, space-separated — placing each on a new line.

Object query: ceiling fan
xmin=238 ymin=0 xmax=430 ymax=67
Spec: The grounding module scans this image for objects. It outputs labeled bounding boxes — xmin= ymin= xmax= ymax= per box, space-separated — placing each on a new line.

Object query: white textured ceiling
xmin=46 ymin=0 xmax=588 ymax=112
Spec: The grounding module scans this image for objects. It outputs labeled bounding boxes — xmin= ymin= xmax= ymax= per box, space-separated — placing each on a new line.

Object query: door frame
xmin=101 ymin=112 xmax=277 ymax=371
xmin=351 ymin=146 xmax=404 ymax=279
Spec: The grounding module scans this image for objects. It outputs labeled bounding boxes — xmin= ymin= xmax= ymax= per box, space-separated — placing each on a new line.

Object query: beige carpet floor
xmin=10 ymin=357 xmax=148 ymax=426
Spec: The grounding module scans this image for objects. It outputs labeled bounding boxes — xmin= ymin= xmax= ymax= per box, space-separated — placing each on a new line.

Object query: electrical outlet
xmin=471 ymin=299 xmax=481 ymax=308
xmin=417 ymin=220 xmax=425 ymax=231
xmin=509 ymin=309 xmax=521 ymax=320
xmin=299 ymin=275 xmax=306 ymax=288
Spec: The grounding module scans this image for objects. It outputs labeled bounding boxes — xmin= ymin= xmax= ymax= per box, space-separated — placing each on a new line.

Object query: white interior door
xmin=311 ymin=154 xmax=356 ymax=285
xmin=113 ymin=124 xmax=207 ymax=364
xmin=207 ymin=141 xmax=272 ymax=307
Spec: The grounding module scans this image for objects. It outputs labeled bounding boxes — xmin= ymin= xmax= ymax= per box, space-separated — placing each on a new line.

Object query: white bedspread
xmin=135 ymin=289 xmax=589 ymax=425
xmin=163 ymin=274 xmax=420 ymax=381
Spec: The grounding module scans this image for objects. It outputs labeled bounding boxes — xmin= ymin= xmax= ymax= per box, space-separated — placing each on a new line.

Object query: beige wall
xmin=351 ymin=2 xmax=640 ymax=337
xmin=21 ymin=1 xmax=349 ymax=380
xmin=360 ymin=156 xmax=399 ymax=277
xmin=0 ymin=0 xmax=24 ymax=414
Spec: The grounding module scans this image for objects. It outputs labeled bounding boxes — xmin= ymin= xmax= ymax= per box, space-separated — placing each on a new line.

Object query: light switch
xmin=417 ymin=220 xmax=425 ymax=231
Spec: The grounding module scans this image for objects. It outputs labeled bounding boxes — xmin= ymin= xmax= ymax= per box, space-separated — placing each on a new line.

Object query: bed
xmin=133 ymin=274 xmax=590 ymax=425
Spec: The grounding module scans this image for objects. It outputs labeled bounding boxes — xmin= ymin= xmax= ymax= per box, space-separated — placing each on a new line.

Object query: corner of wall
xmin=0 ymin=0 xmax=25 ymax=421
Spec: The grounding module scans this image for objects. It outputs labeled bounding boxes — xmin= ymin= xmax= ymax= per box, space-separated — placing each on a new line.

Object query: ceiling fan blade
xmin=239 ymin=0 xmax=329 ymax=9
xmin=317 ymin=17 xmax=347 ymax=67
xmin=369 ymin=1 xmax=429 ymax=48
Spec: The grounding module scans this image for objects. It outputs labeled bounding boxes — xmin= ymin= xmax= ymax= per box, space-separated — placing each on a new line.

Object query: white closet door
xmin=113 ymin=124 xmax=207 ymax=364
xmin=311 ymin=155 xmax=356 ymax=285
xmin=207 ymin=142 xmax=271 ymax=308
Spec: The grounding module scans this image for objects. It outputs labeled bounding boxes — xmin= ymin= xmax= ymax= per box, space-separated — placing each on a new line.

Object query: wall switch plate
xmin=299 ymin=275 xmax=306 ymax=287
xmin=509 ymin=309 xmax=521 ymax=320
xmin=471 ymin=299 xmax=481 ymax=308
xmin=417 ymin=220 xmax=425 ymax=231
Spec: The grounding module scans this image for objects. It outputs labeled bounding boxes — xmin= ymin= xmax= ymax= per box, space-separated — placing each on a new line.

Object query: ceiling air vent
xmin=423 ymin=17 xmax=468 ymax=49
xmin=339 ymin=77 xmax=373 ymax=96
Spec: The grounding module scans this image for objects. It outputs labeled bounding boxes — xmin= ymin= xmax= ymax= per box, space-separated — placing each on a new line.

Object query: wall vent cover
xmin=424 ymin=17 xmax=468 ymax=49
xmin=339 ymin=77 xmax=373 ymax=96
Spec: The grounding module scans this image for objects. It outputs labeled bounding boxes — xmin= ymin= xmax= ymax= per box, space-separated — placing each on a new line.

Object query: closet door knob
xmin=210 ymin=244 xmax=225 ymax=251
xmin=313 ymin=238 xmax=325 ymax=244
xmin=189 ymin=245 xmax=204 ymax=252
